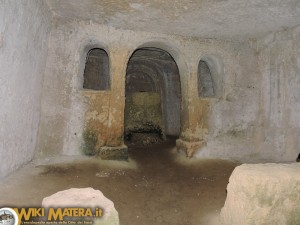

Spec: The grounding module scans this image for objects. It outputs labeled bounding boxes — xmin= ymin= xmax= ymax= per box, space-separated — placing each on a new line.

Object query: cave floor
xmin=0 ymin=138 xmax=238 ymax=225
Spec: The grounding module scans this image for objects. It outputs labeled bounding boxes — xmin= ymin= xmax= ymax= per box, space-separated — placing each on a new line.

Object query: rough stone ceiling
xmin=46 ymin=0 xmax=300 ymax=39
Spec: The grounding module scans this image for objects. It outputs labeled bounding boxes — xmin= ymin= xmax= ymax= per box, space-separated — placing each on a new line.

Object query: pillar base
xmin=176 ymin=138 xmax=205 ymax=158
xmin=98 ymin=145 xmax=128 ymax=161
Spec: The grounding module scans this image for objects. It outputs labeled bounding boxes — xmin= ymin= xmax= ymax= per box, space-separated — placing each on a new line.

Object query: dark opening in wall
xmin=198 ymin=60 xmax=215 ymax=97
xmin=125 ymin=47 xmax=181 ymax=146
xmin=83 ymin=48 xmax=110 ymax=90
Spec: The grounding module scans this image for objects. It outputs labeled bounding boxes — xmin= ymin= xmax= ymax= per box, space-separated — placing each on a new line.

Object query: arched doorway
xmin=124 ymin=47 xmax=181 ymax=145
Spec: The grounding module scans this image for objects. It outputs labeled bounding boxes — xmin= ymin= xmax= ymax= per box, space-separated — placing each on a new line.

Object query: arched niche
xmin=198 ymin=56 xmax=223 ymax=98
xmin=83 ymin=48 xmax=110 ymax=90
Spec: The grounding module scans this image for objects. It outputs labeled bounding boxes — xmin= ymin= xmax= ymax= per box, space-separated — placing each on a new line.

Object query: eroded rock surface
xmin=221 ymin=163 xmax=300 ymax=225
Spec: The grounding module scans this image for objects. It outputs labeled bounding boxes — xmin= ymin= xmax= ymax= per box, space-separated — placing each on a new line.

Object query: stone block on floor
xmin=220 ymin=163 xmax=300 ymax=225
xmin=42 ymin=187 xmax=119 ymax=225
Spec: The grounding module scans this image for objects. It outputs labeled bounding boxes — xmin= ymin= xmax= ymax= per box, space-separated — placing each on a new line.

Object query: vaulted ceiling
xmin=46 ymin=0 xmax=300 ymax=39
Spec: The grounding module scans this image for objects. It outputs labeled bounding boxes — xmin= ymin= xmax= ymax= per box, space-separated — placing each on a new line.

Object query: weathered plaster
xmin=83 ymin=91 xmax=110 ymax=149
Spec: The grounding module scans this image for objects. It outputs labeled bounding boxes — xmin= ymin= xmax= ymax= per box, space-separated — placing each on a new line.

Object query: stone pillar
xmin=98 ymin=46 xmax=130 ymax=160
xmin=176 ymin=61 xmax=209 ymax=157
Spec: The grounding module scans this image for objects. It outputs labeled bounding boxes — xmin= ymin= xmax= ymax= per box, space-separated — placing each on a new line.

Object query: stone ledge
xmin=98 ymin=145 xmax=128 ymax=160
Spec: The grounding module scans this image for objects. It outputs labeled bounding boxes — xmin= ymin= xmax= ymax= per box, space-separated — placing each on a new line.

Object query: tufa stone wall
xmin=0 ymin=0 xmax=52 ymax=178
xmin=38 ymin=16 xmax=262 ymax=161
xmin=253 ymin=25 xmax=300 ymax=162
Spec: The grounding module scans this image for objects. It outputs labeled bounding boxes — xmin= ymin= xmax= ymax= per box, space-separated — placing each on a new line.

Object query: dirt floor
xmin=0 ymin=138 xmax=238 ymax=225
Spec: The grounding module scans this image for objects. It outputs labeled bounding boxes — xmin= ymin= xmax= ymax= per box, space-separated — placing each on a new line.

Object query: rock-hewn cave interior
xmin=0 ymin=1 xmax=300 ymax=225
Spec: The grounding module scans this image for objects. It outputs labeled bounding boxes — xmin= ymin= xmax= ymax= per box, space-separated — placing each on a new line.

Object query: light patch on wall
xmin=86 ymin=110 xmax=109 ymax=125
xmin=108 ymin=112 xmax=116 ymax=127
xmin=85 ymin=110 xmax=98 ymax=120
xmin=0 ymin=33 xmax=2 ymax=48
xmin=129 ymin=3 xmax=144 ymax=10
xmin=181 ymin=126 xmax=208 ymax=141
